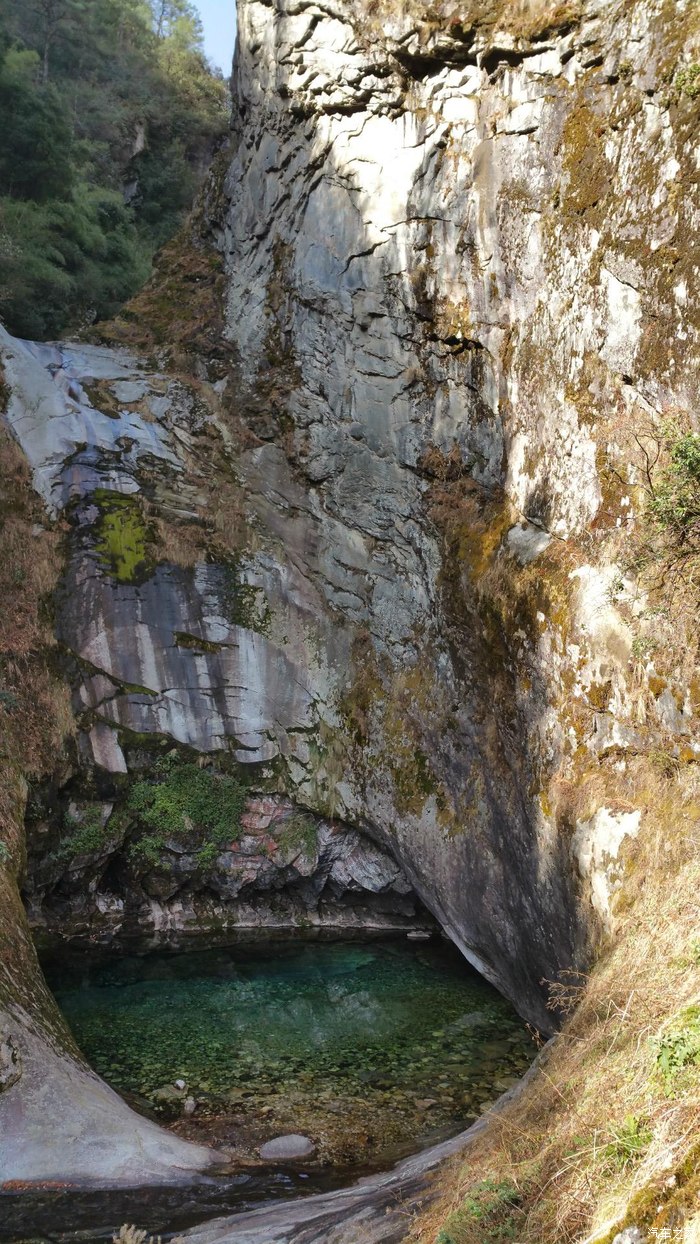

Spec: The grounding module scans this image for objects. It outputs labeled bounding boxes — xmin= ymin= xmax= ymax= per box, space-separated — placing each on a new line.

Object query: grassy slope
xmin=0 ymin=409 xmax=78 ymax=1048
xmin=409 ymin=760 xmax=700 ymax=1243
xmin=0 ymin=419 xmax=72 ymax=844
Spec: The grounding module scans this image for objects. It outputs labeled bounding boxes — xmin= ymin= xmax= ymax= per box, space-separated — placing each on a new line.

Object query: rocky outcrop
xmin=0 ymin=327 xmax=428 ymax=1185
xmin=0 ymin=784 xmax=223 ymax=1187
xmin=1 ymin=330 xmax=320 ymax=770
xmin=27 ymin=794 xmax=424 ymax=946
xmin=0 ymin=1018 xmax=223 ymax=1185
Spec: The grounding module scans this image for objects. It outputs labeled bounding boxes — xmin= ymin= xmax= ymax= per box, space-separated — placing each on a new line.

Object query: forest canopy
xmin=0 ymin=0 xmax=229 ymax=339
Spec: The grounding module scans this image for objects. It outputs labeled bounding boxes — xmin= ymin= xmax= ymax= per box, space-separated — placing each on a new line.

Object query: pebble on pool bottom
xmin=258 ymin=1135 xmax=316 ymax=1160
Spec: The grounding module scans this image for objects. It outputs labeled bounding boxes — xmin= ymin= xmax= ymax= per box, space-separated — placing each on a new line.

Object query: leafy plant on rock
xmin=127 ymin=755 xmax=247 ymax=868
xmin=625 ymin=418 xmax=700 ymax=612
xmin=648 ymin=430 xmax=700 ymax=544
xmin=601 ymin=1115 xmax=653 ymax=1171
xmin=436 ymin=1179 xmax=523 ymax=1244
xmin=654 ymin=1006 xmax=700 ymax=1088
xmin=48 ymin=804 xmax=109 ymax=865
xmin=676 ymin=64 xmax=700 ymax=99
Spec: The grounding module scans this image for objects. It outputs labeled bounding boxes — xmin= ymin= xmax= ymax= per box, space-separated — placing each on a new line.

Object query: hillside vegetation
xmin=0 ymin=0 xmax=229 ymax=339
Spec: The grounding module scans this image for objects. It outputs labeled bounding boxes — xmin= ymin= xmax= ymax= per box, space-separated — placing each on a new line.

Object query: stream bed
xmin=3 ymin=934 xmax=533 ymax=1241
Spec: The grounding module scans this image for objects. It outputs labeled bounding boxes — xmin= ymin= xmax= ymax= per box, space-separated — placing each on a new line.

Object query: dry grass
xmin=146 ymin=506 xmax=207 ymax=569
xmin=0 ymin=423 xmax=73 ymax=841
xmin=503 ymin=0 xmax=581 ymax=39
xmin=410 ymin=757 xmax=700 ymax=1244
xmin=113 ymin=1228 xmax=184 ymax=1244
xmin=0 ymin=432 xmax=61 ymax=655
xmin=362 ymin=0 xmax=582 ymax=42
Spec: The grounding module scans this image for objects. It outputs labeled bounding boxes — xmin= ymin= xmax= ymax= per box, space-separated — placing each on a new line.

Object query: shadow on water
xmin=0 ymin=1166 xmax=362 ymax=1243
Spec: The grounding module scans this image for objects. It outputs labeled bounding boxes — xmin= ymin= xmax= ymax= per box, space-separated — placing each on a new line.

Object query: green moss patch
xmin=93 ymin=490 xmax=156 ymax=584
xmin=277 ymin=814 xmax=318 ymax=858
xmin=219 ymin=560 xmax=272 ymax=635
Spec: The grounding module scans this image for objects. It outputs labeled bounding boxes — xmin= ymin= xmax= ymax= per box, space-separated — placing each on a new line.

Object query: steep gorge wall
xmin=212 ymin=0 xmax=700 ymax=1029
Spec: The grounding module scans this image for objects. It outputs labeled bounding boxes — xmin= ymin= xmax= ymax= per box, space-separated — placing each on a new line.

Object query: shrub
xmin=676 ymin=64 xmax=700 ymax=99
xmin=436 ymin=1180 xmax=522 ymax=1244
xmin=648 ymin=430 xmax=700 ymax=543
xmin=627 ymin=419 xmax=700 ymax=611
xmin=127 ymin=756 xmax=247 ymax=868
xmin=48 ymin=805 xmax=109 ymax=865
xmin=654 ymin=1006 xmax=700 ymax=1085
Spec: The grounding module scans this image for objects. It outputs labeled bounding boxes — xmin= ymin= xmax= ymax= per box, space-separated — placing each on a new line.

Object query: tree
xmin=0 ymin=0 xmax=229 ymax=339
xmin=151 ymin=0 xmax=204 ymax=46
xmin=0 ymin=47 xmax=74 ymax=200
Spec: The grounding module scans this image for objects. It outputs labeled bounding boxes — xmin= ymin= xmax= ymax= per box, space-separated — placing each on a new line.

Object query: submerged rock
xmin=259 ymin=1135 xmax=316 ymax=1160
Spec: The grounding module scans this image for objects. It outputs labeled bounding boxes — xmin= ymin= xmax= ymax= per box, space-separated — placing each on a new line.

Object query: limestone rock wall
xmin=0 ymin=327 xmax=426 ymax=1183
xmin=26 ymin=793 xmax=424 ymax=945
xmin=214 ymin=0 xmax=700 ymax=1027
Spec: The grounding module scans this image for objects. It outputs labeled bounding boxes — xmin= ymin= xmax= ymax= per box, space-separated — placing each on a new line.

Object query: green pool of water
xmin=45 ymin=936 xmax=533 ymax=1168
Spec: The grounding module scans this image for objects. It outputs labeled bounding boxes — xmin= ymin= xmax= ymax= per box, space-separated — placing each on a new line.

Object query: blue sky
xmin=196 ymin=0 xmax=237 ymax=75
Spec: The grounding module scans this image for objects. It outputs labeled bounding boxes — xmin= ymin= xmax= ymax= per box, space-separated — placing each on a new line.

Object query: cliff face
xmin=215 ymin=0 xmax=700 ymax=1026
xmin=1 ymin=0 xmax=699 ymax=1205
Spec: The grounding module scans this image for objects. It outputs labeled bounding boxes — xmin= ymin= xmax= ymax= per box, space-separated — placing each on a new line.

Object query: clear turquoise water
xmin=45 ymin=936 xmax=533 ymax=1167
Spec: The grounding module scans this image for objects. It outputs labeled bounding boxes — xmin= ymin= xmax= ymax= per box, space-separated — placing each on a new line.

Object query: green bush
xmin=0 ymin=184 xmax=149 ymax=339
xmin=48 ymin=805 xmax=109 ymax=865
xmin=649 ymin=431 xmax=700 ymax=543
xmin=0 ymin=47 xmax=73 ymax=201
xmin=436 ymin=1180 xmax=522 ymax=1244
xmin=654 ymin=1006 xmax=700 ymax=1085
xmin=676 ymin=63 xmax=700 ymax=99
xmin=127 ymin=756 xmax=247 ymax=868
xmin=631 ymin=423 xmax=700 ymax=609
